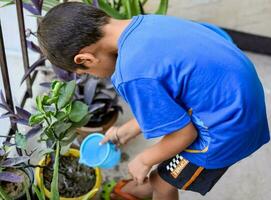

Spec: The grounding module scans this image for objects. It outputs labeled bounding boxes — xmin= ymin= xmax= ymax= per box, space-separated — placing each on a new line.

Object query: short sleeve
xmin=118 ymin=78 xmax=191 ymax=139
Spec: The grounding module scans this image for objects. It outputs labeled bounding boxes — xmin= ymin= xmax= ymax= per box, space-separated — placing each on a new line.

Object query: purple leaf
xmin=0 ymin=90 xmax=5 ymax=104
xmin=10 ymin=118 xmax=29 ymax=126
xmin=0 ymin=112 xmax=16 ymax=119
xmin=0 ymin=149 xmax=5 ymax=156
xmin=26 ymin=40 xmax=42 ymax=54
xmin=0 ymin=103 xmax=12 ymax=113
xmin=23 ymin=3 xmax=40 ymax=15
xmin=26 ymin=125 xmax=42 ymax=139
xmin=112 ymin=105 xmax=123 ymax=113
xmin=31 ymin=0 xmax=43 ymax=14
xmin=38 ymin=0 xmax=43 ymax=13
xmin=39 ymin=82 xmax=51 ymax=88
xmin=2 ymin=141 xmax=15 ymax=147
xmin=92 ymin=0 xmax=99 ymax=7
xmin=0 ymin=156 xmax=30 ymax=167
xmin=84 ymin=78 xmax=99 ymax=105
xmin=89 ymin=102 xmax=106 ymax=113
xmin=100 ymin=89 xmax=117 ymax=99
xmin=103 ymin=78 xmax=114 ymax=89
xmin=94 ymin=93 xmax=111 ymax=100
xmin=15 ymin=106 xmax=31 ymax=120
xmin=52 ymin=65 xmax=75 ymax=81
xmin=21 ymin=56 xmax=46 ymax=84
xmin=0 ymin=90 xmax=13 ymax=113
xmin=0 ymin=171 xmax=23 ymax=183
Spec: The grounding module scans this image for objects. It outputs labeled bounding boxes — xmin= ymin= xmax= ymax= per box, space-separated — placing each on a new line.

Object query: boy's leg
xmin=149 ymin=170 xmax=179 ymax=200
xmin=120 ymin=179 xmax=153 ymax=199
xmin=118 ymin=170 xmax=178 ymax=200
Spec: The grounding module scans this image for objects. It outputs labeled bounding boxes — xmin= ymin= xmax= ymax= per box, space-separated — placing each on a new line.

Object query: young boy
xmin=37 ymin=2 xmax=270 ymax=200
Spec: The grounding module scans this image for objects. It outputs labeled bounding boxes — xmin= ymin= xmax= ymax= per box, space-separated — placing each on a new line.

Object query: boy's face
xmin=74 ymin=43 xmax=117 ymax=78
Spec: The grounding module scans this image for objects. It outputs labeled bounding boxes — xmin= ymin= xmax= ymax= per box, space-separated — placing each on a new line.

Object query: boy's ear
xmin=74 ymin=53 xmax=99 ymax=66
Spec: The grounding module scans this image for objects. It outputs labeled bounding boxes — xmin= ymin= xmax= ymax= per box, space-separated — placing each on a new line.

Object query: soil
xmin=1 ymin=169 xmax=29 ymax=199
xmin=43 ymin=155 xmax=96 ymax=198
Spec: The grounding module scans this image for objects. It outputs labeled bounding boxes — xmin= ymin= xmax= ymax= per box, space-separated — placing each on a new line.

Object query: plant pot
xmin=35 ymin=148 xmax=102 ymax=200
xmin=0 ymin=167 xmax=34 ymax=200
xmin=76 ymin=110 xmax=119 ymax=144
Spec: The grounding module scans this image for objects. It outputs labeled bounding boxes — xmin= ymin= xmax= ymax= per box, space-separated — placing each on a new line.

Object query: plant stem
xmin=0 ymin=186 xmax=12 ymax=200
xmin=50 ymin=141 xmax=60 ymax=200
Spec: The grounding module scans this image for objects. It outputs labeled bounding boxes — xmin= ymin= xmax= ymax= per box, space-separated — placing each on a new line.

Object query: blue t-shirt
xmin=111 ymin=15 xmax=270 ymax=169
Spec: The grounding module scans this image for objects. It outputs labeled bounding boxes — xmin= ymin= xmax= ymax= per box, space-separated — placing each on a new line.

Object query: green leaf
xmin=53 ymin=122 xmax=72 ymax=138
xmin=130 ymin=0 xmax=141 ymax=16
xmin=82 ymin=0 xmax=92 ymax=4
xmin=51 ymin=80 xmax=63 ymax=98
xmin=15 ymin=132 xmax=27 ymax=150
xmin=98 ymin=0 xmax=126 ymax=19
xmin=121 ymin=0 xmax=132 ymax=18
xmin=44 ymin=96 xmax=58 ymax=105
xmin=69 ymin=101 xmax=89 ymax=122
xmin=56 ymin=111 xmax=66 ymax=121
xmin=43 ymin=127 xmax=55 ymax=140
xmin=50 ymin=141 xmax=60 ymax=200
xmin=63 ymin=103 xmax=72 ymax=115
xmin=24 ymin=180 xmax=31 ymax=200
xmin=29 ymin=113 xmax=44 ymax=126
xmin=72 ymin=113 xmax=91 ymax=128
xmin=60 ymin=128 xmax=77 ymax=147
xmin=155 ymin=0 xmax=169 ymax=15
xmin=38 ymin=148 xmax=54 ymax=157
xmin=36 ymin=95 xmax=45 ymax=113
xmin=57 ymin=80 xmax=76 ymax=109
xmin=32 ymin=184 xmax=45 ymax=200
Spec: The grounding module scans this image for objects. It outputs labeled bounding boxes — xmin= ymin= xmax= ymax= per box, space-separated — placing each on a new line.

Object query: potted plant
xmin=0 ymin=144 xmax=34 ymax=200
xmin=0 ymin=90 xmax=43 ymax=200
xmin=29 ymin=80 xmax=102 ymax=199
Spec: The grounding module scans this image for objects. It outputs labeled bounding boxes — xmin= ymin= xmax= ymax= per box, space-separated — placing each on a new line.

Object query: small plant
xmin=29 ymin=80 xmax=92 ymax=199
xmin=89 ymin=0 xmax=169 ymax=19
xmin=0 ymin=145 xmax=30 ymax=200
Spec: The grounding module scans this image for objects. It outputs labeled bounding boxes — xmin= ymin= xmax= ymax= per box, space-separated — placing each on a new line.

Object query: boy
xmin=37 ymin=2 xmax=270 ymax=200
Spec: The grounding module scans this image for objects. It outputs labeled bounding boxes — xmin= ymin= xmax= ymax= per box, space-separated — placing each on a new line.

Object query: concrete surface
xmin=146 ymin=0 xmax=271 ymax=37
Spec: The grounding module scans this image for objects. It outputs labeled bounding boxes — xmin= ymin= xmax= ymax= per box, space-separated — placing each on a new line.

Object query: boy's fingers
xmin=99 ymin=135 xmax=110 ymax=145
xmin=99 ymin=127 xmax=116 ymax=145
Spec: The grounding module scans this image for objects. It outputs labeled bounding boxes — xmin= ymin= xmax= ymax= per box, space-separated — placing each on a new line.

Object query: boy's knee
xmin=149 ymin=170 xmax=176 ymax=194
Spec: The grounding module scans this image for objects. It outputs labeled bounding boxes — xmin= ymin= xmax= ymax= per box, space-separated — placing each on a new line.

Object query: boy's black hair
xmin=37 ymin=2 xmax=110 ymax=71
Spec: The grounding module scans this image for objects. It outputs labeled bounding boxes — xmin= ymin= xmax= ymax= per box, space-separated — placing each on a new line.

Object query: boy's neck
xmin=101 ymin=18 xmax=132 ymax=54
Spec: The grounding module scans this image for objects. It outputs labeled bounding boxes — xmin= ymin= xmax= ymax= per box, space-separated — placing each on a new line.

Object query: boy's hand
xmin=100 ymin=118 xmax=141 ymax=146
xmin=100 ymin=126 xmax=123 ymax=146
xmin=128 ymin=154 xmax=151 ymax=185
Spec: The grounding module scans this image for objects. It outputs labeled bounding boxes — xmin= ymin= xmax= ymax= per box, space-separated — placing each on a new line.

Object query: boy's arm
xmin=128 ymin=122 xmax=197 ymax=184
xmin=100 ymin=118 xmax=141 ymax=145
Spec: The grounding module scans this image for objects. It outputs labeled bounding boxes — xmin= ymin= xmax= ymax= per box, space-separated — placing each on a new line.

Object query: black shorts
xmin=158 ymin=154 xmax=228 ymax=195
